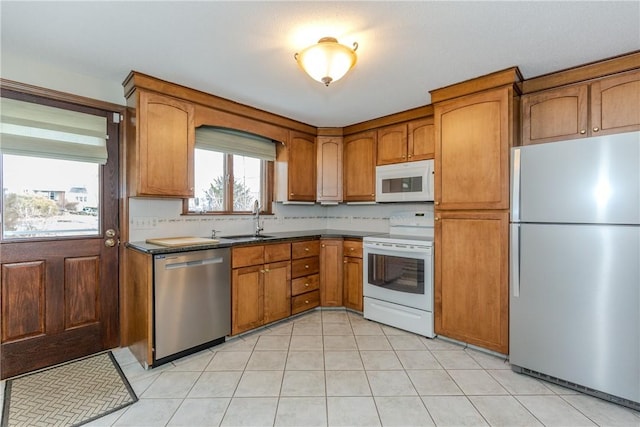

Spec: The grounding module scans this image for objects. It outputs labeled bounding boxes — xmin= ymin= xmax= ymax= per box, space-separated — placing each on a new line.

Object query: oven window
xmin=381 ymin=176 xmax=423 ymax=194
xmin=368 ymin=253 xmax=424 ymax=294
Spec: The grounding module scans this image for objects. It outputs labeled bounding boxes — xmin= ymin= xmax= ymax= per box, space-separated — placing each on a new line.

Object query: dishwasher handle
xmin=164 ymin=256 xmax=224 ymax=270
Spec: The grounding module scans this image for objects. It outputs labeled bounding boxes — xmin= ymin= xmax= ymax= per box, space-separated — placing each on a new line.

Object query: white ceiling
xmin=1 ymin=1 xmax=639 ymax=128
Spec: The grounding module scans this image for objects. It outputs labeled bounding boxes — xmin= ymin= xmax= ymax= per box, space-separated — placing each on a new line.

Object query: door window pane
xmin=2 ymin=154 xmax=100 ymax=239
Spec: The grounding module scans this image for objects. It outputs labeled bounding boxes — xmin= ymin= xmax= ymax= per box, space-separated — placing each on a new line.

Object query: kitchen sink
xmin=220 ymin=234 xmax=275 ymax=241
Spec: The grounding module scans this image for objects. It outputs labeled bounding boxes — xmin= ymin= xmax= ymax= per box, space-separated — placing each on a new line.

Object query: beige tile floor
xmin=4 ymin=309 xmax=640 ymax=426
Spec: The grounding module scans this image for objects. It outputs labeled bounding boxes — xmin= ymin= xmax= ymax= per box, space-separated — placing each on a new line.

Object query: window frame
xmin=183 ymin=151 xmax=274 ymax=215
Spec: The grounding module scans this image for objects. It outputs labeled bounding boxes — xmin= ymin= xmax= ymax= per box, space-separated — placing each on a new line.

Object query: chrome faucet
xmin=253 ymin=200 xmax=263 ymax=236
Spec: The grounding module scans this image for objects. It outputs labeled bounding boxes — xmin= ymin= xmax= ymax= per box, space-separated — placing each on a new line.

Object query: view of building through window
xmin=2 ymin=154 xmax=100 ymax=239
xmin=188 ymin=149 xmax=262 ymax=213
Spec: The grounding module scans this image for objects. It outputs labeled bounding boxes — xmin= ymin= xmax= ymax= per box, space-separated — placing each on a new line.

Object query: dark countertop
xmin=126 ymin=229 xmax=385 ymax=255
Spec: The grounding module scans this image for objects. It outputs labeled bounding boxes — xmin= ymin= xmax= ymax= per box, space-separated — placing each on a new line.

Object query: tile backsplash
xmin=128 ymin=198 xmax=433 ymax=242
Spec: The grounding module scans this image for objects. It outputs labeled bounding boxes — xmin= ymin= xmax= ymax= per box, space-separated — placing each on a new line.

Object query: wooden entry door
xmin=0 ymin=89 xmax=120 ymax=379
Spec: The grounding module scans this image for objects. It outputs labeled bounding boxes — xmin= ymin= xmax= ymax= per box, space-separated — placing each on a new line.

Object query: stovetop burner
xmin=364 ymin=210 xmax=434 ymax=246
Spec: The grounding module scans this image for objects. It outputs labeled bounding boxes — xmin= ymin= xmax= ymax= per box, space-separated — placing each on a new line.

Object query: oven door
xmin=363 ymin=241 xmax=433 ymax=311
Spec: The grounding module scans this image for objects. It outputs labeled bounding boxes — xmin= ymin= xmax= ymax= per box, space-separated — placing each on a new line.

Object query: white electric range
xmin=362 ymin=211 xmax=435 ymax=337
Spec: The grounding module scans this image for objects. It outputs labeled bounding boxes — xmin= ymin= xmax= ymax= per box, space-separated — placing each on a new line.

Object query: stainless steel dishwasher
xmin=154 ymin=248 xmax=230 ymax=365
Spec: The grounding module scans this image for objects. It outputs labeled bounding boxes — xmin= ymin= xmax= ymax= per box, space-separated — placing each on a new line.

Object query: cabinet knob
xmin=260 ymin=269 xmax=265 ymax=273
xmin=435 ymin=217 xmax=440 ymax=221
xmin=350 ymin=247 xmax=354 ymax=251
xmin=305 ymin=247 xmax=310 ymax=251
xmin=305 ymin=283 xmax=309 ymax=287
xmin=580 ymin=129 xmax=587 ymax=135
xmin=265 ymin=268 xmax=270 ymax=273
xmin=305 ymin=265 xmax=309 ymax=269
xmin=435 ymin=201 xmax=440 ymax=205
xmin=290 ymin=192 xmax=294 ymax=196
xmin=304 ymin=300 xmax=309 ymax=304
xmin=322 ymin=244 xmax=325 ymax=248
xmin=593 ymin=127 xmax=600 ymax=132
xmin=408 ymin=154 xmax=412 ymax=158
xmin=402 ymin=155 xmax=406 ymax=158
xmin=344 ymin=260 xmax=348 ymax=264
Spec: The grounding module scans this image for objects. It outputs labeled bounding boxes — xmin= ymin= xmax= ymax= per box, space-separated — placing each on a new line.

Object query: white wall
xmin=0 ymin=51 xmax=125 ymax=105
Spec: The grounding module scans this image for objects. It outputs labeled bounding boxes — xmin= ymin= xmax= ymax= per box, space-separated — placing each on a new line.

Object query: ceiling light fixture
xmin=295 ymin=37 xmax=358 ymax=87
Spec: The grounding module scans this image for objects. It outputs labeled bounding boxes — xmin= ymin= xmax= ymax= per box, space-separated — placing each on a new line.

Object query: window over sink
xmin=184 ymin=127 xmax=275 ymax=215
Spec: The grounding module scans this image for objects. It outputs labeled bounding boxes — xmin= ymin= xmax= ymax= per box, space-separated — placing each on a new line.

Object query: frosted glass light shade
xmin=295 ymin=37 xmax=358 ymax=86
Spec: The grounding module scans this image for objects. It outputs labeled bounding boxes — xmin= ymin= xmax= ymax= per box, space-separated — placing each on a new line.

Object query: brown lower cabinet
xmin=342 ymin=239 xmax=363 ymax=311
xmin=434 ymin=211 xmax=509 ymax=354
xmin=290 ymin=240 xmax=320 ymax=314
xmin=320 ymin=238 xmax=343 ymax=306
xmin=231 ymin=243 xmax=291 ymax=335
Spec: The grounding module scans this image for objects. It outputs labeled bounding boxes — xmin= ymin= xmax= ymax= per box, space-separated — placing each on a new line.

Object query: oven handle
xmin=363 ymin=242 xmax=432 ymax=253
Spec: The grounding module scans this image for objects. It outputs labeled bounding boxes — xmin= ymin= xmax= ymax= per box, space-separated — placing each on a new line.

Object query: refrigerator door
xmin=513 ymin=132 xmax=640 ymax=225
xmin=510 ymin=223 xmax=640 ymax=403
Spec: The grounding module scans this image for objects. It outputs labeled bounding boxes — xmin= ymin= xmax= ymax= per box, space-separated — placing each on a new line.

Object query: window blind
xmin=195 ymin=126 xmax=276 ymax=161
xmin=0 ymin=97 xmax=108 ymax=164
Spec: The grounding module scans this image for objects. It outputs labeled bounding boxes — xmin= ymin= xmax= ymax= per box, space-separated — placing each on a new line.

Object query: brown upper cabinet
xmin=127 ymin=90 xmax=195 ymax=197
xmin=276 ymin=130 xmax=316 ymax=202
xmin=376 ymin=118 xmax=435 ymax=165
xmin=343 ymin=131 xmax=377 ymax=202
xmin=522 ymin=70 xmax=640 ymax=145
xmin=376 ymin=124 xmax=407 ymax=165
xmin=434 ymin=86 xmax=515 ymax=211
xmin=316 ymin=135 xmax=343 ymax=203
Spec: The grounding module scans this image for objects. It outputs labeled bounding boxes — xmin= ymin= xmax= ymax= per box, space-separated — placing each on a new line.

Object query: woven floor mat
xmin=2 ymin=351 xmax=138 ymax=427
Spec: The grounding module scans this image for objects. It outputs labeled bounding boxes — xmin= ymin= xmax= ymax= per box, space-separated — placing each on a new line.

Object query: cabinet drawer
xmin=291 ymin=256 xmax=320 ymax=278
xmin=232 ymin=245 xmax=264 ymax=268
xmin=291 ymin=274 xmax=320 ymax=296
xmin=291 ymin=290 xmax=320 ymax=314
xmin=292 ymin=240 xmax=320 ymax=259
xmin=343 ymin=240 xmax=363 ymax=258
xmin=265 ymin=243 xmax=291 ymax=263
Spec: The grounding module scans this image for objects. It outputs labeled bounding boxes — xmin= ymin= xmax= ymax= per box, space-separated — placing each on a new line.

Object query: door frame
xmin=0 ymin=79 xmax=126 ymax=378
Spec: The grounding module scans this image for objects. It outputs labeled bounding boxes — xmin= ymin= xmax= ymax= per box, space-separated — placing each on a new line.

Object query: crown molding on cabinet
xmin=521 ymin=50 xmax=640 ymax=94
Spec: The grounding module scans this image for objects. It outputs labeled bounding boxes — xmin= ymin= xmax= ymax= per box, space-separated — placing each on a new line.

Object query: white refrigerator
xmin=510 ymin=131 xmax=640 ymax=410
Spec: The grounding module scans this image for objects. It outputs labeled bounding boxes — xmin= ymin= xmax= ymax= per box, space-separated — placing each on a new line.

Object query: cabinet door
xmin=343 ymin=131 xmax=376 ymax=201
xmin=231 ymin=265 xmax=264 ymax=335
xmin=137 ymin=91 xmax=194 ymax=197
xmin=591 ymin=70 xmax=640 ymax=136
xmin=521 ymin=84 xmax=588 ymax=146
xmin=320 ymin=239 xmax=343 ymax=306
xmin=408 ymin=117 xmax=435 ymax=161
xmin=317 ymin=136 xmax=343 ymax=202
xmin=343 ymin=256 xmax=363 ymax=312
xmin=435 ymin=87 xmax=512 ymax=210
xmin=287 ymin=131 xmax=316 ymax=201
xmin=263 ymin=260 xmax=291 ymax=324
xmin=377 ymin=124 xmax=407 ymax=165
xmin=434 ymin=211 xmax=509 ymax=353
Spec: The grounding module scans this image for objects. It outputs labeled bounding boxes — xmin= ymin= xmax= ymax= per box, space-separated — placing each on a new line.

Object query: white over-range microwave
xmin=375 ymin=159 xmax=434 ymax=202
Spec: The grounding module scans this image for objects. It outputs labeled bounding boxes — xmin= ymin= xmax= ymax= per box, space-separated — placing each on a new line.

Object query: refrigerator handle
xmin=510 ymin=223 xmax=521 ymax=298
xmin=511 ymin=148 xmax=521 ymax=221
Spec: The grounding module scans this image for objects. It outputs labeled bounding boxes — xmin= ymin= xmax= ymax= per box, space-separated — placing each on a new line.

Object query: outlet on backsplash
xmin=133 ymin=216 xmax=158 ymax=229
